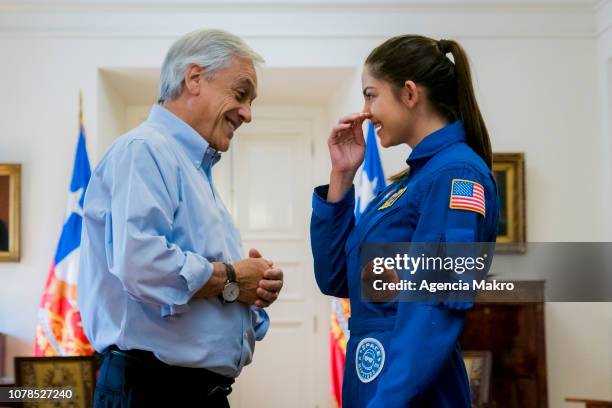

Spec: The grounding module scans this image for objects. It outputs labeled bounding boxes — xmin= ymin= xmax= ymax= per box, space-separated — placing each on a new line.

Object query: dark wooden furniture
xmin=0 ymin=334 xmax=19 ymax=408
xmin=0 ymin=333 xmax=5 ymax=378
xmin=566 ymin=398 xmax=612 ymax=408
xmin=460 ymin=281 xmax=547 ymax=408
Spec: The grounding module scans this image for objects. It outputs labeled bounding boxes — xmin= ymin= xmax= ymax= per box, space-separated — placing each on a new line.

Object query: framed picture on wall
xmin=0 ymin=164 xmax=21 ymax=262
xmin=492 ymin=153 xmax=526 ymax=253
xmin=463 ymin=350 xmax=493 ymax=407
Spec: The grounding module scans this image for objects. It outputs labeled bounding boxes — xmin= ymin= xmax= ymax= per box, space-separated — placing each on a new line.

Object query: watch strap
xmin=223 ymin=262 xmax=237 ymax=283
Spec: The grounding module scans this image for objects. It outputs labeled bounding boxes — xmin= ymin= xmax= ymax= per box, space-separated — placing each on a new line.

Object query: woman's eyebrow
xmin=362 ymin=86 xmax=374 ymax=96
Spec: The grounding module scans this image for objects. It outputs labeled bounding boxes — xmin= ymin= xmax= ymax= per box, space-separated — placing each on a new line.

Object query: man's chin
xmin=216 ymin=139 xmax=232 ymax=152
xmin=208 ymin=135 xmax=232 ymax=152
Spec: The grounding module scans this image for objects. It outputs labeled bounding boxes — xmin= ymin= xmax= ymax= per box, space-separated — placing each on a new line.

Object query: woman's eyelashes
xmin=363 ymin=86 xmax=377 ymax=101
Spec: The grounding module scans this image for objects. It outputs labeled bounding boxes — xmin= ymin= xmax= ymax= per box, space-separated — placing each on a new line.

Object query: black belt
xmin=103 ymin=345 xmax=234 ymax=398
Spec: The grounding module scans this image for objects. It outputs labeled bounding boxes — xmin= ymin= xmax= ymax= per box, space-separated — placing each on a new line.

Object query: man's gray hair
xmin=159 ymin=29 xmax=264 ymax=102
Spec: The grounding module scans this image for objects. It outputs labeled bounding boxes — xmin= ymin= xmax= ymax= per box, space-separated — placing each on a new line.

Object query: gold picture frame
xmin=0 ymin=164 xmax=21 ymax=262
xmin=493 ymin=153 xmax=526 ymax=253
xmin=463 ymin=350 xmax=493 ymax=407
xmin=14 ymin=356 xmax=96 ymax=408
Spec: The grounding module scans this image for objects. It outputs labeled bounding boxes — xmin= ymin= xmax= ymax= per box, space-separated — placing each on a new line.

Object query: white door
xmin=219 ymin=109 xmax=330 ymax=408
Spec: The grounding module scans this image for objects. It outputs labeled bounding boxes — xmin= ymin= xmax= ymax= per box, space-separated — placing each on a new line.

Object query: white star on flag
xmin=358 ymin=172 xmax=378 ymax=214
xmin=355 ymin=121 xmax=386 ymax=222
xmin=64 ymin=187 xmax=85 ymax=219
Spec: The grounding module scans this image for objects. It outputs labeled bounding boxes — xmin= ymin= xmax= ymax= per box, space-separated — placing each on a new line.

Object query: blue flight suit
xmin=310 ymin=121 xmax=499 ymax=408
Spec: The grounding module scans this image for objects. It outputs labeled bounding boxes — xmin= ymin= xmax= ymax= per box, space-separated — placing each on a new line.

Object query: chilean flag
xmin=330 ymin=121 xmax=385 ymax=407
xmin=34 ymin=125 xmax=94 ymax=356
xmin=355 ymin=121 xmax=386 ymax=222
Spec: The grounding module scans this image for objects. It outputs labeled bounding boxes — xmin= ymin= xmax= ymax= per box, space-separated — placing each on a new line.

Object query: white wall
xmin=0 ymin=1 xmax=610 ymax=406
xmin=596 ymin=0 xmax=612 ymax=401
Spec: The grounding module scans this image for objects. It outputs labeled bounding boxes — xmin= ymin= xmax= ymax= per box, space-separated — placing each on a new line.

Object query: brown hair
xmin=365 ymin=35 xmax=492 ymax=182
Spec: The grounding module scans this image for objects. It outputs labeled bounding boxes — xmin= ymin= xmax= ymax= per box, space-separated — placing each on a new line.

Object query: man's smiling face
xmin=195 ymin=56 xmax=257 ymax=152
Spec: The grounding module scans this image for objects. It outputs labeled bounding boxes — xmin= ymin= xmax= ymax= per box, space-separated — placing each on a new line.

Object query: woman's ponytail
xmin=440 ymin=39 xmax=492 ymax=168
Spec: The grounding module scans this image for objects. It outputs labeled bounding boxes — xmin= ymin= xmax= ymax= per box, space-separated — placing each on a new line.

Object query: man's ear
xmin=183 ymin=64 xmax=204 ymax=96
xmin=400 ymin=80 xmax=419 ymax=109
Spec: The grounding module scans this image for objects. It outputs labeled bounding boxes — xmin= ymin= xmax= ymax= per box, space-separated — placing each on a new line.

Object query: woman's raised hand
xmin=328 ymin=112 xmax=372 ymax=175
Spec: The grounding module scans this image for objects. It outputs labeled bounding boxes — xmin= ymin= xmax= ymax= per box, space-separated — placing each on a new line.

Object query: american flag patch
xmin=449 ymin=179 xmax=486 ymax=216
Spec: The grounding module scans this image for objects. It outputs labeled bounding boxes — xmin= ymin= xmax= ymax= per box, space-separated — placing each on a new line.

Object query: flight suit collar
xmin=406 ymin=120 xmax=465 ymax=167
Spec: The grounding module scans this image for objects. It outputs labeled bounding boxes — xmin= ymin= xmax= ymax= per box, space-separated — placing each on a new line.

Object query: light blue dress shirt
xmin=78 ymin=104 xmax=269 ymax=378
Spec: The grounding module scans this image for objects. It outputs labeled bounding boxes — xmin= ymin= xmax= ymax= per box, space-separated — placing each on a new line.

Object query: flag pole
xmin=79 ymin=89 xmax=83 ymax=128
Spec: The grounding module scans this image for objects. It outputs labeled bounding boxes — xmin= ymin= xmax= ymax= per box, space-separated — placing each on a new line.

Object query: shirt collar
xmin=148 ymin=104 xmax=221 ymax=170
xmin=406 ymin=120 xmax=466 ymax=166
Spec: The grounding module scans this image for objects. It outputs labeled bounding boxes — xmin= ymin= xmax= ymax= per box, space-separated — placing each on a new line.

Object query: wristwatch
xmin=222 ymin=262 xmax=239 ymax=303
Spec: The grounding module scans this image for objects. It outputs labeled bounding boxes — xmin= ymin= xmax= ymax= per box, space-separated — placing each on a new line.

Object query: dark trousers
xmin=94 ymin=346 xmax=234 ymax=408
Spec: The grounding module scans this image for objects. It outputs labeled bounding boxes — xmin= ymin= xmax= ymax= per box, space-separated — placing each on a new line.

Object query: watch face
xmin=223 ymin=282 xmax=240 ymax=302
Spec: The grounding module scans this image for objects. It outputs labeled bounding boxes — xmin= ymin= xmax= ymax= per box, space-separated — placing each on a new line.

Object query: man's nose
xmin=238 ymin=104 xmax=252 ymax=123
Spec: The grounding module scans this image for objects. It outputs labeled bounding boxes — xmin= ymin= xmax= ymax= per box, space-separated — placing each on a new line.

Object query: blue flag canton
xmin=71 ymin=127 xmax=92 ymax=199
xmin=54 ymin=126 xmax=92 ymax=265
xmin=452 ymin=180 xmax=475 ymax=197
xmin=355 ymin=121 xmax=386 ymax=222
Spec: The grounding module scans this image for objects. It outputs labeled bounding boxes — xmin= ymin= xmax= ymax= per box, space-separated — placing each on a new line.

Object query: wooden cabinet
xmin=0 ymin=333 xmax=5 ymax=377
xmin=460 ymin=281 xmax=547 ymax=408
xmin=566 ymin=398 xmax=612 ymax=408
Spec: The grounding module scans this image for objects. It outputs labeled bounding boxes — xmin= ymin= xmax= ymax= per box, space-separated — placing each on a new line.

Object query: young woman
xmin=311 ymin=35 xmax=499 ymax=407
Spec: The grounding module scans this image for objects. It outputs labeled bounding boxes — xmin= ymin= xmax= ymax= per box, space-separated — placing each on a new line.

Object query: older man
xmin=78 ymin=29 xmax=283 ymax=407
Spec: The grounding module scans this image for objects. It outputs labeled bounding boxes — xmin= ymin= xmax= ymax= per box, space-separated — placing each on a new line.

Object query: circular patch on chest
xmin=355 ymin=337 xmax=385 ymax=383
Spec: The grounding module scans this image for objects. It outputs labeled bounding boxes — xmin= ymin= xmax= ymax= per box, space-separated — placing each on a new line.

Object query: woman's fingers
xmin=329 ymin=123 xmax=354 ymax=144
xmin=331 ymin=113 xmax=371 ymax=141
xmin=353 ymin=114 xmax=371 ymax=136
xmin=333 ymin=113 xmax=372 ymax=134
xmin=337 ymin=112 xmax=371 ymax=125
xmin=331 ymin=123 xmax=352 ymax=134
